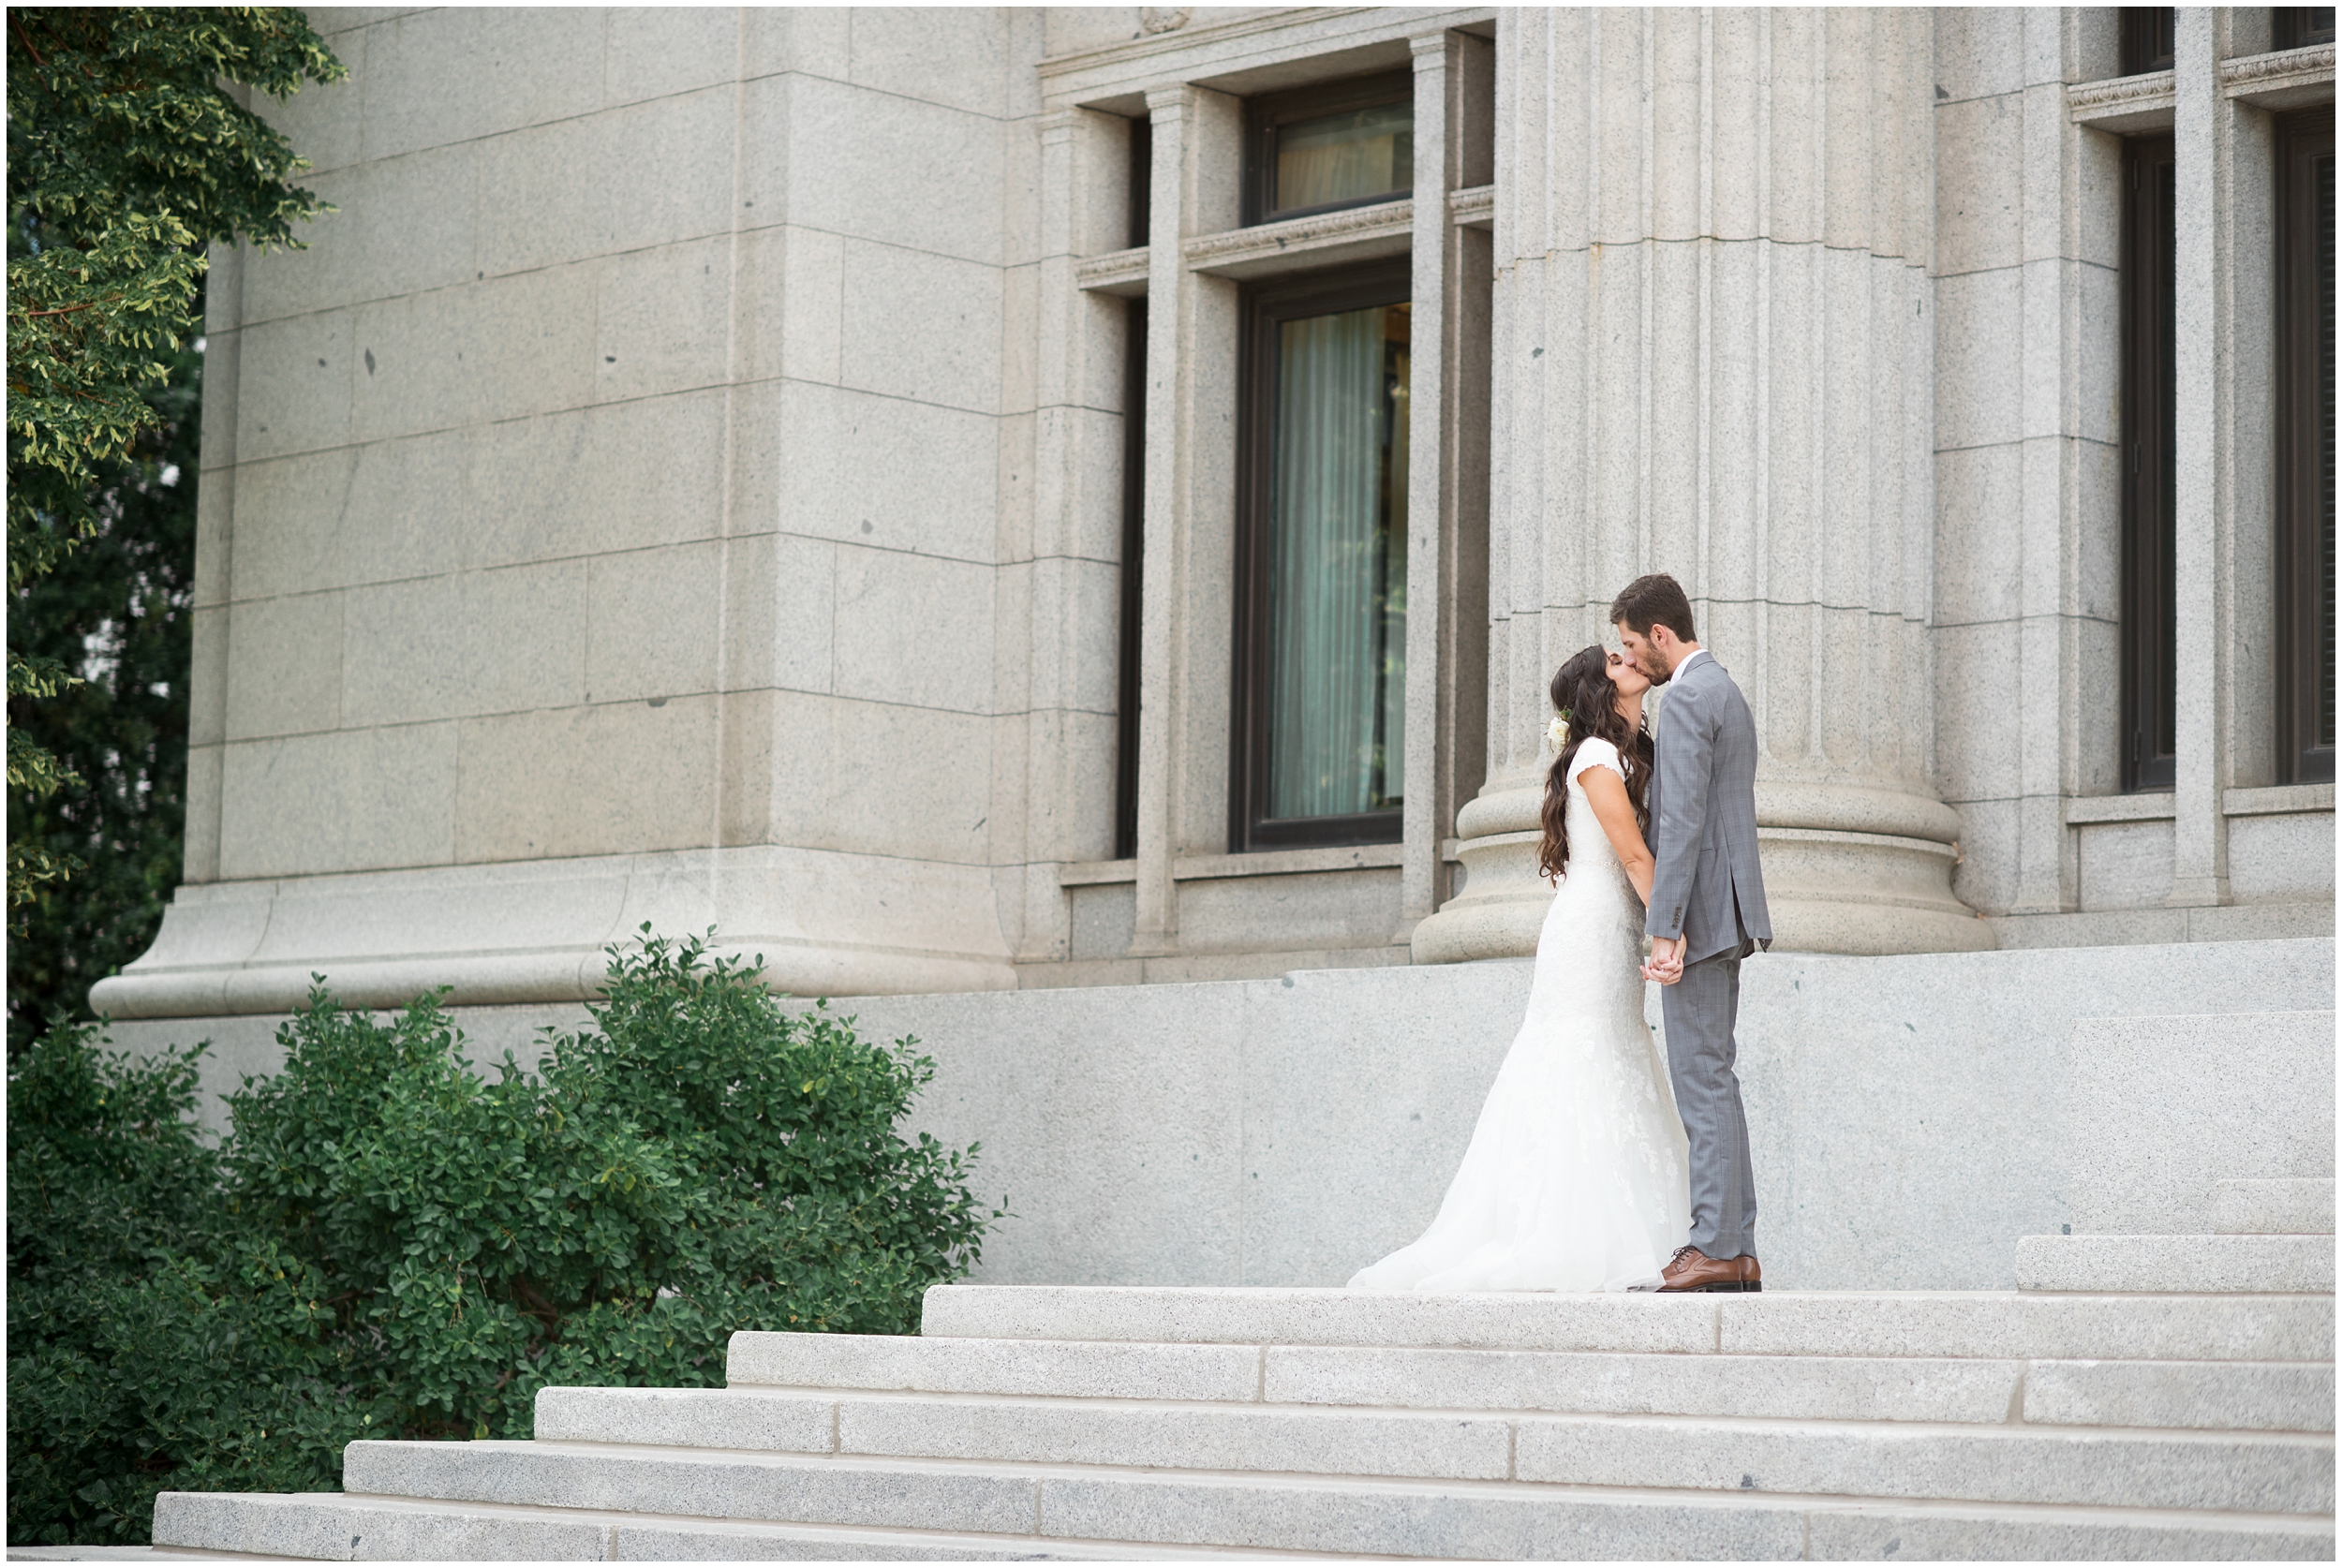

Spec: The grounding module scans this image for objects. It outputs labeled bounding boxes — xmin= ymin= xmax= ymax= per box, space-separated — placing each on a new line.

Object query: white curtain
xmin=1267 ymin=304 xmax=1408 ymax=819
xmin=1276 ymin=103 xmax=1412 ymax=213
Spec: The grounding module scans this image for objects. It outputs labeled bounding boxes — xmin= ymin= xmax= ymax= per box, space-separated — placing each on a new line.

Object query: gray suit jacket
xmin=1646 ymin=652 xmax=1771 ymax=966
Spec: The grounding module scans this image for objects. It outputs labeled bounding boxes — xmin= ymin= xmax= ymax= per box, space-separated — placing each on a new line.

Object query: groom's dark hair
xmin=1609 ymin=573 xmax=1697 ymax=643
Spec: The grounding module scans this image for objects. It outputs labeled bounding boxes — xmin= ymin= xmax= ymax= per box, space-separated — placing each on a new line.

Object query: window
xmin=2121 ymin=8 xmax=2175 ymax=74
xmin=1245 ymin=73 xmax=1413 ymax=226
xmin=2120 ymin=136 xmax=2178 ymax=792
xmin=1115 ymin=114 xmax=1151 ymax=859
xmin=1126 ymin=113 xmax=1151 ymax=251
xmin=2275 ymin=108 xmax=2335 ymax=784
xmin=1115 ymin=298 xmax=1148 ymax=858
xmin=1232 ymin=262 xmax=1410 ymax=850
xmin=2273 ymin=8 xmax=2336 ymax=50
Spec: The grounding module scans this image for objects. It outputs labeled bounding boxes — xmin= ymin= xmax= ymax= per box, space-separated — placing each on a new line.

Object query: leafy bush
xmin=7 ymin=930 xmax=995 ymax=1546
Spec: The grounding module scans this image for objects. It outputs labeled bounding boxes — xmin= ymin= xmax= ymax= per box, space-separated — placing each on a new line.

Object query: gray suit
xmin=1646 ymin=650 xmax=1771 ymax=1260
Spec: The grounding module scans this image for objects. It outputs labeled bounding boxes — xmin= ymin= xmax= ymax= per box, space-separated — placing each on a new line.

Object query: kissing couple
xmin=1353 ymin=573 xmax=1771 ymax=1294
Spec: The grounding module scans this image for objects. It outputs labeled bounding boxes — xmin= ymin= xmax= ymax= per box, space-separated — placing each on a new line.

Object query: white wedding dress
xmin=1350 ymin=737 xmax=1691 ymax=1293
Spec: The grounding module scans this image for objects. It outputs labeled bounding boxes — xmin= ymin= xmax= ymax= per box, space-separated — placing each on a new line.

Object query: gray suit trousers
xmin=1660 ymin=937 xmax=1757 ymax=1259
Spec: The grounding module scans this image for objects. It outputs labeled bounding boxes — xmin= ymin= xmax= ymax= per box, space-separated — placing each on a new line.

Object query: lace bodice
xmin=1555 ymin=737 xmax=1635 ymax=903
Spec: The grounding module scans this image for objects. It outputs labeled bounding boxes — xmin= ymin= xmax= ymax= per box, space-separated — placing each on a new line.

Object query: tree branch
xmin=11 ymin=13 xmax=47 ymax=68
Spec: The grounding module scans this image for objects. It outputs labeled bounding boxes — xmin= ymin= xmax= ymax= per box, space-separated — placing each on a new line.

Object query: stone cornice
xmin=1075 ymin=245 xmax=1150 ymax=297
xmin=1181 ymin=200 xmax=1413 ymax=279
xmin=2068 ymin=46 xmax=2335 ymax=128
xmin=2219 ymin=42 xmax=2335 ymax=106
xmin=1038 ymin=7 xmax=1498 ymax=108
xmin=1039 ymin=7 xmax=1377 ymax=79
xmin=1448 ymin=184 xmax=1493 ymax=229
xmin=2067 ymin=68 xmax=2174 ymax=129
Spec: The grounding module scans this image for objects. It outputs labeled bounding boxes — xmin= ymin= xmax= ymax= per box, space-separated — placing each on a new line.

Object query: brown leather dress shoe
xmin=1658 ymin=1244 xmax=1762 ymax=1293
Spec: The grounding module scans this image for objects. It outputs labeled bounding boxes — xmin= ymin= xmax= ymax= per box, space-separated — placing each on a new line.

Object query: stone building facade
xmin=94 ymin=5 xmax=2334 ymax=1023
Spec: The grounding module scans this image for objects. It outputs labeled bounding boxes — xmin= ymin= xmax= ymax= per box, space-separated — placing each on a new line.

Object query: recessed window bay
xmin=1237 ymin=267 xmax=1410 ymax=849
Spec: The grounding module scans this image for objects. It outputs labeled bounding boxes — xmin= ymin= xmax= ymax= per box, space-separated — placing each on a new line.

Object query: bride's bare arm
xmin=1579 ymin=765 xmax=1655 ymax=908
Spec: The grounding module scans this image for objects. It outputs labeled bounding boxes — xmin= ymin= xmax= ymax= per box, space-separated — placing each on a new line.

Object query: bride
xmin=1350 ymin=643 xmax=1690 ymax=1293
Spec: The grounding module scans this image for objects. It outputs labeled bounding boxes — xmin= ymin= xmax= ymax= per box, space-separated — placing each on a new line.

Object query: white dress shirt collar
xmin=1672 ymin=646 xmax=1710 ymax=679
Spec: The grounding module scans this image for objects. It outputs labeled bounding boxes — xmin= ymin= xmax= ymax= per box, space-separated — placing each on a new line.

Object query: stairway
xmin=151 ymin=1202 xmax=2336 ymax=1562
xmin=2016 ymin=1177 xmax=2337 ymax=1294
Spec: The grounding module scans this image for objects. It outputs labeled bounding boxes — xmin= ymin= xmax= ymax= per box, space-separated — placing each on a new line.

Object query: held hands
xmin=1641 ymin=935 xmax=1685 ymax=985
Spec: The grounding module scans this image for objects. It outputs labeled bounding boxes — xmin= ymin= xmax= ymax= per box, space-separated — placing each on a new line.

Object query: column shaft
xmin=1416 ymin=7 xmax=1990 ymax=964
xmin=2168 ymin=7 xmax=2230 ymax=905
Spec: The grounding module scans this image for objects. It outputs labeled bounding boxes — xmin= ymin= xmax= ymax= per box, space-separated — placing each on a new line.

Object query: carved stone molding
xmin=2219 ymin=42 xmax=2335 ymax=109
xmin=2067 ymin=69 xmax=2175 ymax=131
xmin=1180 ymin=200 xmax=1414 ymax=281
xmin=1075 ymin=245 xmax=1149 ymax=297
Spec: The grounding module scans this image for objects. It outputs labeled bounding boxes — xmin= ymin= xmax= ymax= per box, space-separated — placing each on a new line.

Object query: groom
xmin=1611 ymin=574 xmax=1771 ymax=1294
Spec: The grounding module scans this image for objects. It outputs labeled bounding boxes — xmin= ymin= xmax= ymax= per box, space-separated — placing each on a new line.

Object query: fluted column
xmin=1415 ymin=7 xmax=1992 ymax=962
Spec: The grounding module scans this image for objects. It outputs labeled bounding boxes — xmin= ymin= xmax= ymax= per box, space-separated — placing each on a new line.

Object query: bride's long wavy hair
xmin=1537 ymin=644 xmax=1654 ymax=884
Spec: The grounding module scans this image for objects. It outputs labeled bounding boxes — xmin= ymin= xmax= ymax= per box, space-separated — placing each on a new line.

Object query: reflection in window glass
xmin=1266 ymin=301 xmax=1409 ymax=819
xmin=1274 ymin=99 xmax=1414 ymax=214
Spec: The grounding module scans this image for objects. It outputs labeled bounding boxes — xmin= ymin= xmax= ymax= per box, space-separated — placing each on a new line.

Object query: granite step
xmin=914 ymin=1286 xmax=2336 ymax=1363
xmin=542 ymin=1389 xmax=1519 ymax=1482
xmin=526 ymin=1387 xmax=2337 ymax=1505
xmin=721 ymin=1332 xmax=2035 ymax=1424
xmin=2015 ymin=1235 xmax=2336 ymax=1294
xmin=729 ymin=1330 xmax=1265 ymax=1401
xmin=363 ymin=1413 xmax=2335 ymax=1520
xmin=146 ymin=1481 xmax=2340 ymax=1562
xmin=2023 ymin=1358 xmax=2335 ymax=1432
xmin=193 ymin=1441 xmax=2338 ymax=1561
xmin=147 ymin=1487 xmax=1320 ymax=1561
xmin=642 ymin=1347 xmax=2341 ymax=1438
xmin=2218 ymin=1179 xmax=2337 ymax=1236
xmin=1509 ymin=1413 xmax=2332 ymax=1515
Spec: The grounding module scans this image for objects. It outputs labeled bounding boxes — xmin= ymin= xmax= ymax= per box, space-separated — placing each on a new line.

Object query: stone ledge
xmin=1182 ymin=201 xmax=1413 ymax=281
xmin=1992 ymin=901 xmax=2334 ymax=950
xmin=2221 ymin=42 xmax=2335 ymax=110
xmin=2065 ymin=792 xmax=2176 ymax=825
xmin=1073 ymin=245 xmax=1149 ymax=297
xmin=2067 ymin=68 xmax=2174 ymax=133
xmin=1448 ymin=184 xmax=1493 ymax=229
xmin=2226 ymin=782 xmax=2336 ymax=818
xmin=1059 ymin=842 xmax=1404 ymax=886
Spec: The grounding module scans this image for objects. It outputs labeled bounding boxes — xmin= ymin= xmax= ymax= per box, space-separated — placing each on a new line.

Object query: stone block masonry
xmin=103 ymin=936 xmax=2334 ymax=1294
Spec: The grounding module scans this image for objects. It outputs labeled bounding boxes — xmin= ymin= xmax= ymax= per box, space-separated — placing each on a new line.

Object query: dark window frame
xmin=1127 ymin=113 xmax=1151 ymax=251
xmin=1114 ymin=297 xmax=1149 ymax=859
xmin=1243 ymin=71 xmax=1414 ymax=228
xmin=2120 ymin=134 xmax=2179 ymax=792
xmin=2120 ymin=8 xmax=2175 ymax=74
xmin=2275 ymin=106 xmax=2335 ymax=784
xmin=2273 ymin=8 xmax=2337 ymax=50
xmin=1114 ymin=111 xmax=1152 ymax=858
xmin=1230 ymin=258 xmax=1412 ymax=853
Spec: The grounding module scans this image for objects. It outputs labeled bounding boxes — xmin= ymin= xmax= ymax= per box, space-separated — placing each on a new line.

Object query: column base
xmin=1411 ymin=772 xmax=1996 ymax=963
xmin=86 ymin=847 xmax=1019 ymax=1019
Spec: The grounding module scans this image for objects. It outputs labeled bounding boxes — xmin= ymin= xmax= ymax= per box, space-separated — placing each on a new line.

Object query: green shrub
xmin=7 ymin=930 xmax=996 ymax=1546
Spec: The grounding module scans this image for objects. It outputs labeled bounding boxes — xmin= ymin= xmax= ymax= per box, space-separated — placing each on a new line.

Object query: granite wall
xmin=107 ymin=936 xmax=2334 ymax=1293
